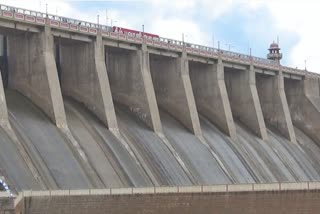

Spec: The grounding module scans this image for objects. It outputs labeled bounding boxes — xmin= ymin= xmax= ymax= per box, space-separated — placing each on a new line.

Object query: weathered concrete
xmin=106 ymin=44 xmax=167 ymax=186
xmin=285 ymin=76 xmax=320 ymax=144
xmin=0 ymin=196 xmax=14 ymax=214
xmin=59 ymin=34 xmax=118 ymax=131
xmin=149 ymin=52 xmax=234 ymax=182
xmin=256 ymin=71 xmax=296 ymax=143
xmin=14 ymin=183 xmax=320 ymax=214
xmin=7 ymin=27 xmax=105 ymax=190
xmin=7 ymin=27 xmax=67 ymax=128
xmin=106 ymin=44 xmax=162 ymax=133
xmin=0 ymin=68 xmax=8 ymax=125
xmin=118 ymin=45 xmax=198 ymax=185
xmin=149 ymin=51 xmax=202 ymax=136
xmin=0 ymin=69 xmax=47 ymax=190
xmin=189 ymin=59 xmax=237 ymax=140
xmin=225 ymin=64 xmax=268 ymax=140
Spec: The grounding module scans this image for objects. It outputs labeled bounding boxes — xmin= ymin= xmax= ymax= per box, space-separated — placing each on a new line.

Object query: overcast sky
xmin=2 ymin=0 xmax=319 ymax=72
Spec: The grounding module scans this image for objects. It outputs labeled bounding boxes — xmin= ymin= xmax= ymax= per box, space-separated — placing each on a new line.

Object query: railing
xmin=0 ymin=3 xmax=318 ymax=77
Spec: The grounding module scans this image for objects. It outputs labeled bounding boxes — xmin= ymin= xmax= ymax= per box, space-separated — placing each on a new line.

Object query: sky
xmin=2 ymin=0 xmax=319 ymax=72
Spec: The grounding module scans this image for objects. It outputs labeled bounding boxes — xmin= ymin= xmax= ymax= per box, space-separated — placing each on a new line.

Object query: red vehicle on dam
xmin=112 ymin=26 xmax=159 ymax=39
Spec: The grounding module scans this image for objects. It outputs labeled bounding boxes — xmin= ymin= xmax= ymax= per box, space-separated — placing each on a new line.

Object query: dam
xmin=0 ymin=3 xmax=320 ymax=214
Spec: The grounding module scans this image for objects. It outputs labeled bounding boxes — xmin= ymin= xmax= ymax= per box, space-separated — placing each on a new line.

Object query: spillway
xmin=199 ymin=116 xmax=255 ymax=184
xmin=115 ymin=104 xmax=192 ymax=186
xmin=159 ymin=110 xmax=231 ymax=185
xmin=3 ymin=90 xmax=320 ymax=191
xmin=198 ymin=116 xmax=320 ymax=184
xmin=0 ymin=126 xmax=40 ymax=191
xmin=6 ymin=90 xmax=92 ymax=190
xmin=64 ymin=98 xmax=151 ymax=188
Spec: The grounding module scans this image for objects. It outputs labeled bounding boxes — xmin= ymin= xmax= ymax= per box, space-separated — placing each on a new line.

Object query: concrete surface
xmin=13 ymin=182 xmax=320 ymax=214
xmin=0 ymin=196 xmax=14 ymax=214
xmin=285 ymin=76 xmax=320 ymax=145
xmin=106 ymin=45 xmax=161 ymax=132
xmin=6 ymin=90 xmax=94 ymax=190
xmin=115 ymin=104 xmax=192 ymax=186
xmin=59 ymin=34 xmax=118 ymax=131
xmin=256 ymin=71 xmax=296 ymax=143
xmin=7 ymin=26 xmax=67 ymax=128
xmin=0 ymin=67 xmax=46 ymax=191
xmin=0 ymin=14 xmax=320 ymax=214
xmin=224 ymin=64 xmax=268 ymax=140
xmin=189 ymin=58 xmax=237 ymax=140
xmin=149 ymin=51 xmax=202 ymax=137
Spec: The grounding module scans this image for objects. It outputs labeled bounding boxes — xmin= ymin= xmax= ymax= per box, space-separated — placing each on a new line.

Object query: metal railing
xmin=0 ymin=3 xmax=317 ymax=77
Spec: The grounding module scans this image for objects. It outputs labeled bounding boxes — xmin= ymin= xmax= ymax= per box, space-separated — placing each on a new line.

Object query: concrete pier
xmin=285 ymin=77 xmax=320 ymax=144
xmin=225 ymin=64 xmax=268 ymax=140
xmin=7 ymin=27 xmax=67 ymax=128
xmin=149 ymin=51 xmax=202 ymax=136
xmin=189 ymin=58 xmax=237 ymax=140
xmin=59 ymin=34 xmax=118 ymax=130
xmin=256 ymin=71 xmax=296 ymax=143
xmin=106 ymin=45 xmax=162 ymax=133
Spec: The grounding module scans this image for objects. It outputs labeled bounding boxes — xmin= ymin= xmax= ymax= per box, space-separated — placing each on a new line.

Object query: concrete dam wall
xmin=1 ymin=6 xmax=320 ymax=213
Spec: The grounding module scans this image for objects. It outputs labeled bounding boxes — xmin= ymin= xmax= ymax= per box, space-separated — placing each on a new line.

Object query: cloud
xmin=247 ymin=0 xmax=320 ymax=71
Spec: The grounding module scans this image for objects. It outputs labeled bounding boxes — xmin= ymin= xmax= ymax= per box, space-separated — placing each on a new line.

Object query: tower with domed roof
xmin=267 ymin=41 xmax=283 ymax=64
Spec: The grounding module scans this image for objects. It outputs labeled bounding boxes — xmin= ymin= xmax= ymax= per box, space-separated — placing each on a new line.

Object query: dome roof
xmin=269 ymin=42 xmax=280 ymax=50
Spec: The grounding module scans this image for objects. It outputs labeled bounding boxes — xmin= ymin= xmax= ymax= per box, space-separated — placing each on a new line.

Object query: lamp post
xmin=305 ymin=59 xmax=307 ymax=71
xmin=226 ymin=42 xmax=234 ymax=51
xmin=97 ymin=14 xmax=100 ymax=25
xmin=142 ymin=24 xmax=144 ymax=36
xmin=212 ymin=33 xmax=215 ymax=48
xmin=106 ymin=9 xmax=108 ymax=25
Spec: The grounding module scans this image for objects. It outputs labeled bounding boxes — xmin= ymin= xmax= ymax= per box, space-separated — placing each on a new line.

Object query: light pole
xmin=106 ymin=9 xmax=108 ymax=25
xmin=46 ymin=3 xmax=48 ymax=16
xmin=226 ymin=42 xmax=234 ymax=51
xmin=142 ymin=24 xmax=144 ymax=34
xmin=212 ymin=33 xmax=215 ymax=48
xmin=97 ymin=15 xmax=100 ymax=25
xmin=305 ymin=59 xmax=307 ymax=71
